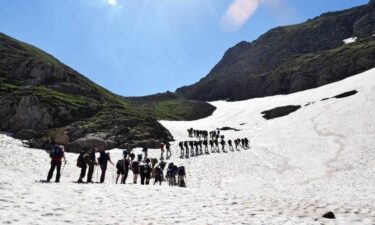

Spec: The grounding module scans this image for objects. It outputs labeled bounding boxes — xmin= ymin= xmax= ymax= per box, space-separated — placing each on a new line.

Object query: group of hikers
xmin=187 ymin=128 xmax=227 ymax=141
xmin=158 ymin=142 xmax=172 ymax=160
xmin=46 ymin=144 xmax=186 ymax=187
xmin=180 ymin=128 xmax=250 ymax=158
xmin=45 ymin=127 xmax=249 ymax=185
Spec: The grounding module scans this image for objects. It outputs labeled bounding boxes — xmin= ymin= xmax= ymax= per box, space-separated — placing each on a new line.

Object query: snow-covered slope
xmin=1 ymin=69 xmax=375 ymax=224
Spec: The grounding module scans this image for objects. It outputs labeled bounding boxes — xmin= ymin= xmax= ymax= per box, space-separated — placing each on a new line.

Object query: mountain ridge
xmin=176 ymin=1 xmax=375 ymax=101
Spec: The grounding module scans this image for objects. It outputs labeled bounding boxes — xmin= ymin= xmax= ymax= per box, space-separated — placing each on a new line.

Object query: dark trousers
xmin=47 ymin=161 xmax=61 ymax=182
xmin=87 ymin=164 xmax=95 ymax=182
xmin=154 ymin=176 xmax=162 ymax=185
xmin=121 ymin=169 xmax=129 ymax=184
xmin=145 ymin=175 xmax=151 ymax=185
xmin=100 ymin=165 xmax=107 ymax=183
xmin=178 ymin=176 xmax=186 ymax=187
xmin=78 ymin=166 xmax=87 ymax=181
xmin=140 ymin=173 xmax=146 ymax=185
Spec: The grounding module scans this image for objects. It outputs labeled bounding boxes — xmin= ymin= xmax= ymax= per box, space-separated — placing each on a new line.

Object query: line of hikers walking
xmin=187 ymin=128 xmax=227 ymax=141
xmin=182 ymin=128 xmax=250 ymax=158
xmin=46 ymin=145 xmax=186 ymax=187
xmin=178 ymin=138 xmax=250 ymax=158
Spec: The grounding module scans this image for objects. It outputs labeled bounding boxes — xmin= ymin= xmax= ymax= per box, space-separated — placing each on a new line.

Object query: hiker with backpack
xmin=241 ymin=139 xmax=245 ymax=148
xmin=145 ymin=158 xmax=152 ymax=185
xmin=116 ymin=156 xmax=130 ymax=184
xmin=139 ymin=163 xmax=147 ymax=185
xmin=154 ymin=166 xmax=164 ymax=185
xmin=131 ymin=154 xmax=141 ymax=184
xmin=140 ymin=158 xmax=152 ymax=185
xmin=234 ymin=139 xmax=239 ymax=150
xmin=159 ymin=160 xmax=167 ymax=181
xmin=244 ymin=138 xmax=250 ymax=149
xmin=47 ymin=145 xmax=66 ymax=183
xmin=209 ymin=140 xmax=214 ymax=153
xmin=187 ymin=128 xmax=193 ymax=137
xmin=194 ymin=141 xmax=199 ymax=156
xmin=179 ymin=141 xmax=184 ymax=158
xmin=220 ymin=139 xmax=226 ymax=152
xmin=165 ymin=142 xmax=172 ymax=159
xmin=228 ymin=140 xmax=234 ymax=151
xmin=166 ymin=163 xmax=176 ymax=186
xmin=160 ymin=143 xmax=165 ymax=160
xmin=177 ymin=166 xmax=186 ymax=187
xmin=115 ymin=158 xmax=124 ymax=184
xmin=214 ymin=139 xmax=219 ymax=152
xmin=203 ymin=140 xmax=209 ymax=154
xmin=87 ymin=149 xmax=98 ymax=183
xmin=98 ymin=151 xmax=114 ymax=183
xmin=184 ymin=141 xmax=189 ymax=157
xmin=76 ymin=150 xmax=90 ymax=183
xmin=189 ymin=141 xmax=194 ymax=152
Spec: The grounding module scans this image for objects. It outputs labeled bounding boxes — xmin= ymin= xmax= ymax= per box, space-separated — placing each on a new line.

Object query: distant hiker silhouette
xmin=98 ymin=151 xmax=114 ymax=183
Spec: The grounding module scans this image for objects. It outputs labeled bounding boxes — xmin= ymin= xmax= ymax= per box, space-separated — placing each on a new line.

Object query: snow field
xmin=1 ymin=68 xmax=375 ymax=224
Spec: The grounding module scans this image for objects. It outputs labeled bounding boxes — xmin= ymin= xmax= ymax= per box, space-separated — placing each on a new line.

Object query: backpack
xmin=132 ymin=161 xmax=139 ymax=169
xmin=155 ymin=167 xmax=163 ymax=178
xmin=116 ymin=160 xmax=124 ymax=170
xmin=76 ymin=152 xmax=85 ymax=168
xmin=178 ymin=166 xmax=186 ymax=176
xmin=50 ymin=146 xmax=62 ymax=158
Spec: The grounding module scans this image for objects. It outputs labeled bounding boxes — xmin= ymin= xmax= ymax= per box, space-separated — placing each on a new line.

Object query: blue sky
xmin=0 ymin=0 xmax=369 ymax=96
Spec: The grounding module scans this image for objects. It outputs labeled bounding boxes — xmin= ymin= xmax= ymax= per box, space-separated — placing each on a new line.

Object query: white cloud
xmin=105 ymin=0 xmax=118 ymax=6
xmin=221 ymin=0 xmax=261 ymax=32
xmin=221 ymin=0 xmax=283 ymax=32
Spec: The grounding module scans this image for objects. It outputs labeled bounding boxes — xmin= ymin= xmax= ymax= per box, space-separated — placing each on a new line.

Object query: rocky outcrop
xmin=0 ymin=32 xmax=178 ymax=151
xmin=333 ymin=90 xmax=358 ymax=98
xmin=1 ymin=96 xmax=55 ymax=132
xmin=124 ymin=92 xmax=216 ymax=121
xmin=176 ymin=1 xmax=375 ymax=101
xmin=322 ymin=211 xmax=336 ymax=219
xmin=261 ymin=105 xmax=301 ymax=120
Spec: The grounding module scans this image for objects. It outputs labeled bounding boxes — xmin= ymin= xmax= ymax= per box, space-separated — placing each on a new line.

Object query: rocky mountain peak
xmin=176 ymin=2 xmax=375 ymax=101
